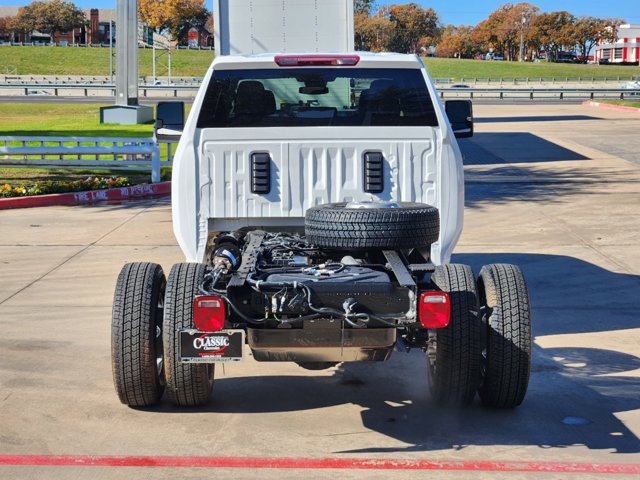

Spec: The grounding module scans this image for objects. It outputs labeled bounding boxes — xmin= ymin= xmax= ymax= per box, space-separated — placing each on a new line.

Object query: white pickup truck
xmin=111 ymin=1 xmax=531 ymax=411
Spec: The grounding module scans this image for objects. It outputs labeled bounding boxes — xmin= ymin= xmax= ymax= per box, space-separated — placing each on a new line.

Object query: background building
xmin=87 ymin=8 xmax=116 ymax=44
xmin=0 ymin=6 xmax=115 ymax=45
xmin=595 ymin=24 xmax=640 ymax=65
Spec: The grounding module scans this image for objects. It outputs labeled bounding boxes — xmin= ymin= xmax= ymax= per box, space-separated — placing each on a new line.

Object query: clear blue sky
xmin=6 ymin=0 xmax=638 ymax=25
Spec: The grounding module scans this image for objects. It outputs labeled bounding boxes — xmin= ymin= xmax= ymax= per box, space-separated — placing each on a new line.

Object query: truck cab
xmin=172 ymin=52 xmax=467 ymax=266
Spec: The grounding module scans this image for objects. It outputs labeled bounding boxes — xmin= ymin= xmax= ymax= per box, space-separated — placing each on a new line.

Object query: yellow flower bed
xmin=0 ymin=177 xmax=132 ymax=198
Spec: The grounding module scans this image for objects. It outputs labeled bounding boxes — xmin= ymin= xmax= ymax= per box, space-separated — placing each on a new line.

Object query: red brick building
xmin=0 ymin=6 xmax=115 ymax=45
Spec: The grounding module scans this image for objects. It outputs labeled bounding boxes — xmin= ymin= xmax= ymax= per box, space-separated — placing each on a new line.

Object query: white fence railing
xmin=0 ymin=136 xmax=171 ymax=183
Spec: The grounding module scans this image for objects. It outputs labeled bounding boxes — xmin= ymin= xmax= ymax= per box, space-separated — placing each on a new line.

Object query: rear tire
xmin=111 ymin=262 xmax=166 ymax=407
xmin=477 ymin=264 xmax=532 ymax=408
xmin=163 ymin=263 xmax=215 ymax=407
xmin=427 ymin=264 xmax=481 ymax=406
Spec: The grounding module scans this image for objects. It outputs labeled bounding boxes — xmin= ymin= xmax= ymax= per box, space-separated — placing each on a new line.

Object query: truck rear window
xmin=196 ymin=68 xmax=438 ymax=128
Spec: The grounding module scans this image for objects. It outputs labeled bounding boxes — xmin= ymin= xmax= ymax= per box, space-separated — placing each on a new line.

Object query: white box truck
xmin=111 ymin=0 xmax=533 ymax=411
xmin=214 ymin=0 xmax=354 ymax=55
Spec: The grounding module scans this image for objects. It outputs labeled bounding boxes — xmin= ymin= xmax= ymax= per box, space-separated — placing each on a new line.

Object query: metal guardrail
xmin=0 ymin=41 xmax=214 ymax=50
xmin=433 ymin=76 xmax=639 ymax=84
xmin=0 ymin=83 xmax=198 ymax=98
xmin=0 ymin=136 xmax=167 ymax=183
xmin=0 ymin=76 xmax=202 ymax=85
xmin=437 ymin=87 xmax=640 ymax=100
xmin=2 ymin=83 xmax=638 ymax=101
xmin=2 ymin=75 xmax=638 ymax=87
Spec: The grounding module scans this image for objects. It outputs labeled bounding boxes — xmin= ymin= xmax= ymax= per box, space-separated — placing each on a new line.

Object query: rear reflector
xmin=193 ymin=296 xmax=226 ymax=331
xmin=418 ymin=292 xmax=451 ymax=328
xmin=275 ymin=55 xmax=360 ymax=67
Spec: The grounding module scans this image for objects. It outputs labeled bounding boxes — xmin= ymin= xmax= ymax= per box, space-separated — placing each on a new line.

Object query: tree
xmin=354 ymin=0 xmax=376 ymax=15
xmin=599 ymin=17 xmax=626 ymax=44
xmin=437 ymin=25 xmax=477 ymax=58
xmin=470 ymin=19 xmax=491 ymax=55
xmin=139 ymin=0 xmax=210 ymax=43
xmin=14 ymin=0 xmax=86 ymax=40
xmin=531 ymin=11 xmax=575 ymax=61
xmin=204 ymin=14 xmax=214 ymax=35
xmin=569 ymin=17 xmax=609 ymax=61
xmin=0 ymin=16 xmax=17 ymax=42
xmin=355 ymin=11 xmax=393 ymax=51
xmin=504 ymin=3 xmax=539 ymax=60
xmin=471 ymin=3 xmax=538 ymax=60
xmin=385 ymin=3 xmax=439 ymax=54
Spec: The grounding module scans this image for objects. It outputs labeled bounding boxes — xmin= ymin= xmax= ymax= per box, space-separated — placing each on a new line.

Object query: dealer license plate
xmin=179 ymin=329 xmax=245 ymax=363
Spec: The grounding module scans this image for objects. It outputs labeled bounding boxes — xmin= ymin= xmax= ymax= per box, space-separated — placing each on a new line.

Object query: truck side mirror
xmin=445 ymin=100 xmax=473 ymax=138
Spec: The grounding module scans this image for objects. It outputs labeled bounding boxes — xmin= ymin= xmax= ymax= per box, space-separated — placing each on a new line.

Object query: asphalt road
xmin=0 ymin=104 xmax=639 ymax=479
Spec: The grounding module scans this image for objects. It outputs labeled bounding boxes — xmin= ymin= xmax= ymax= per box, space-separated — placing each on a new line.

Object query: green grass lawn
xmin=594 ymin=99 xmax=640 ymax=108
xmin=0 ymin=103 xmax=162 ymax=186
xmin=0 ymin=103 xmax=152 ymax=136
xmin=422 ymin=57 xmax=639 ymax=80
xmin=2 ymin=46 xmax=213 ymax=77
xmin=3 ymin=46 xmax=639 ymax=80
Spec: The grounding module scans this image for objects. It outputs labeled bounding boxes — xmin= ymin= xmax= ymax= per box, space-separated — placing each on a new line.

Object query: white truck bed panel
xmin=201 ymin=138 xmax=437 ymax=221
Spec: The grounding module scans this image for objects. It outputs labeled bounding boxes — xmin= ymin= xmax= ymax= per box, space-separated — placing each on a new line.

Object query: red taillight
xmin=418 ymin=292 xmax=451 ymax=328
xmin=193 ymin=296 xmax=226 ymax=331
xmin=274 ymin=55 xmax=360 ymax=67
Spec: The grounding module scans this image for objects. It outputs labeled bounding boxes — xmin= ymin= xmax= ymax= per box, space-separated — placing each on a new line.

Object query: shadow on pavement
xmin=459 ymin=133 xmax=588 ymax=165
xmin=475 ymin=115 xmax=602 ymax=123
xmin=462 ymin=163 xmax=640 ymax=208
xmin=338 ymin=345 xmax=639 ymax=455
xmin=463 ymin=168 xmax=590 ymax=209
xmin=458 ymin=132 xmax=597 ymax=207
xmin=454 ymin=253 xmax=640 ymax=336
xmin=150 ymin=253 xmax=639 ymax=455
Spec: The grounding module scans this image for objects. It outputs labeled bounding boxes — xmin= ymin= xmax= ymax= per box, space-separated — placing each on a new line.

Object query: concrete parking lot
xmin=0 ymin=103 xmax=639 ymax=479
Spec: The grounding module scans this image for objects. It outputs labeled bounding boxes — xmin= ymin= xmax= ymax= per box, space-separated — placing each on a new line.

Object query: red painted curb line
xmin=0 ymin=455 xmax=638 ymax=474
xmin=582 ymin=100 xmax=640 ymax=113
xmin=0 ymin=182 xmax=171 ymax=210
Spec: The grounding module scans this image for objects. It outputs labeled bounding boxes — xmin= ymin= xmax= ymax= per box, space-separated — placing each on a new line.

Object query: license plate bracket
xmin=179 ymin=329 xmax=244 ymax=363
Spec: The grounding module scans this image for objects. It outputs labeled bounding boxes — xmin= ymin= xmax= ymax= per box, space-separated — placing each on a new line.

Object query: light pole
xmin=100 ymin=0 xmax=153 ymax=124
xmin=109 ymin=20 xmax=114 ymax=84
xmin=115 ymin=0 xmax=138 ymax=106
xmin=519 ymin=13 xmax=526 ymax=62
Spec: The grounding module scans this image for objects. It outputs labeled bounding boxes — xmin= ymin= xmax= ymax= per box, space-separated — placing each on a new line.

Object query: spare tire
xmin=305 ymin=201 xmax=439 ymax=250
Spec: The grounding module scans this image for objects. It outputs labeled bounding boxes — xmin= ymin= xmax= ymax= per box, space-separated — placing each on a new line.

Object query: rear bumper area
xmin=247 ymin=326 xmax=396 ymax=362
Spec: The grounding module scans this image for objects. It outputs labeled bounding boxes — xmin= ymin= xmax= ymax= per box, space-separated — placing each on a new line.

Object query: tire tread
xmin=111 ymin=262 xmax=165 ymax=407
xmin=163 ymin=263 xmax=214 ymax=407
xmin=478 ymin=264 xmax=532 ymax=408
xmin=305 ymin=202 xmax=439 ymax=249
xmin=429 ymin=264 xmax=481 ymax=406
